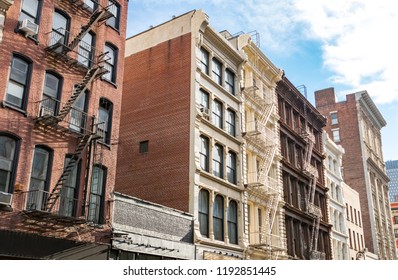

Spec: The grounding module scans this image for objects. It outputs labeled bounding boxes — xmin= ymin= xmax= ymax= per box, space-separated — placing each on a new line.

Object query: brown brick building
xmin=315 ymin=88 xmax=396 ymax=259
xmin=277 ymin=78 xmax=332 ymax=259
xmin=0 ymin=0 xmax=128 ymax=259
xmin=117 ymin=10 xmax=248 ymax=259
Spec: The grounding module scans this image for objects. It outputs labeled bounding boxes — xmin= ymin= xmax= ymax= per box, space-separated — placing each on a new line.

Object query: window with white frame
xmin=213 ymin=144 xmax=223 ymax=178
xmin=212 ymin=57 xmax=222 ymax=85
xmin=200 ymin=48 xmax=209 ymax=75
xmin=332 ymin=129 xmax=340 ymax=142
xmin=213 ymin=195 xmax=224 ymax=241
xmin=103 ymin=43 xmax=118 ymax=83
xmin=330 ymin=112 xmax=338 ymax=125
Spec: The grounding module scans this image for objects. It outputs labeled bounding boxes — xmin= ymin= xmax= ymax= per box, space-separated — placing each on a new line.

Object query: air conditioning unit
xmin=0 ymin=191 xmax=13 ymax=206
xmin=200 ymin=106 xmax=209 ymax=119
xmin=19 ymin=19 xmax=39 ymax=36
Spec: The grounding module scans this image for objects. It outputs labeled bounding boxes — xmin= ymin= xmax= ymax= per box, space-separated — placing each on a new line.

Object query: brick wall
xmin=116 ymin=33 xmax=192 ymax=212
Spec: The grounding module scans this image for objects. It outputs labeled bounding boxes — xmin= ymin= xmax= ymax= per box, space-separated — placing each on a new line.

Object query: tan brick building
xmin=315 ymin=88 xmax=396 ymax=259
xmin=117 ymin=10 xmax=248 ymax=259
xmin=0 ymin=0 xmax=128 ymax=259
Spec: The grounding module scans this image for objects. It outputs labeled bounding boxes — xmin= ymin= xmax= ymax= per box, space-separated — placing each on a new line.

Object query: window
xmin=59 ymin=156 xmax=80 ymax=217
xmin=213 ymin=195 xmax=224 ymax=241
xmin=258 ymin=208 xmax=263 ymax=242
xmin=212 ymin=100 xmax=223 ymax=129
xmin=88 ymin=165 xmax=106 ymax=224
xmin=198 ymin=189 xmax=209 ymax=237
xmin=226 ymin=109 xmax=236 ymax=136
xmin=348 ymin=229 xmax=352 ymax=248
xmin=332 ymin=129 xmax=340 ymax=142
xmin=98 ymin=98 xmax=113 ymax=144
xmin=78 ymin=32 xmax=95 ymax=67
xmin=358 ymin=211 xmax=361 ymax=227
xmin=199 ymin=136 xmax=209 ymax=172
xmin=70 ymin=89 xmax=87 ymax=132
xmin=225 ymin=69 xmax=235 ymax=95
xmin=228 ymin=200 xmax=238 ymax=244
xmin=5 ymin=55 xmax=32 ymax=109
xmin=51 ymin=10 xmax=69 ymax=46
xmin=394 ymin=216 xmax=398 ymax=224
xmin=83 ymin=0 xmax=97 ymax=11
xmin=41 ymin=72 xmax=62 ymax=116
xmin=200 ymin=48 xmax=209 ymax=75
xmin=19 ymin=0 xmax=41 ymax=24
xmin=346 ymin=203 xmax=349 ymax=221
xmin=199 ymin=89 xmax=209 ymax=118
xmin=227 ymin=151 xmax=237 ymax=184
xmin=103 ymin=43 xmax=118 ymax=83
xmin=0 ymin=134 xmax=19 ymax=193
xmin=139 ymin=140 xmax=149 ymax=154
xmin=212 ymin=58 xmax=222 ymax=85
xmin=213 ymin=144 xmax=223 ymax=178
xmin=27 ymin=146 xmax=52 ymax=211
xmin=330 ymin=112 xmax=338 ymax=125
xmin=107 ymin=0 xmax=120 ymax=30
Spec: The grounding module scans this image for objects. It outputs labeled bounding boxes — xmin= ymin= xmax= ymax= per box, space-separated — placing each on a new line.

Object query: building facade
xmin=315 ymin=88 xmax=396 ymax=259
xmin=0 ymin=0 xmax=127 ymax=259
xmin=342 ymin=182 xmax=368 ymax=259
xmin=276 ymin=78 xmax=332 ymax=260
xmin=117 ymin=10 xmax=247 ymax=260
xmin=110 ymin=192 xmax=195 ymax=260
xmin=390 ymin=202 xmax=398 ymax=258
xmin=386 ymin=160 xmax=398 ymax=202
xmin=323 ymin=131 xmax=349 ymax=259
xmin=226 ymin=32 xmax=286 ymax=259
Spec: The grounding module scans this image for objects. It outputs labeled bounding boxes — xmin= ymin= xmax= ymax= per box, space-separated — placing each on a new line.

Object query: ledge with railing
xmin=246 ymin=173 xmax=279 ymax=194
xmin=244 ymin=120 xmax=276 ymax=146
xmin=243 ymin=85 xmax=273 ymax=109
xmin=34 ymin=97 xmax=93 ymax=136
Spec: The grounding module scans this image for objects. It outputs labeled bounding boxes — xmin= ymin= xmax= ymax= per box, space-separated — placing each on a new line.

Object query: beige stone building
xmin=227 ymin=32 xmax=286 ymax=259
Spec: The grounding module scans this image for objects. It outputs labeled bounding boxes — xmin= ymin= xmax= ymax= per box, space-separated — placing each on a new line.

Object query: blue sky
xmin=126 ymin=0 xmax=398 ymax=161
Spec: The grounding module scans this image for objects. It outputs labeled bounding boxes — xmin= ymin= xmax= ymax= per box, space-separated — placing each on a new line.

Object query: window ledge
xmin=1 ymin=101 xmax=28 ymax=116
xmin=97 ymin=140 xmax=112 ymax=150
xmin=14 ymin=27 xmax=39 ymax=45
xmin=200 ymin=71 xmax=241 ymax=103
xmin=105 ymin=23 xmax=120 ymax=35
xmin=201 ymin=117 xmax=243 ymax=145
xmin=100 ymin=77 xmax=118 ymax=89
xmin=198 ymin=169 xmax=243 ymax=190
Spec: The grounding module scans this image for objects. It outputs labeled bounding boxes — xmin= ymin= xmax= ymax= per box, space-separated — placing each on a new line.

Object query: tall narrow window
xmin=51 ymin=10 xmax=69 ymax=46
xmin=103 ymin=43 xmax=118 ymax=83
xmin=41 ymin=72 xmax=62 ymax=116
xmin=78 ymin=32 xmax=95 ymax=67
xmin=199 ymin=136 xmax=209 ymax=172
xmin=19 ymin=0 xmax=41 ymax=24
xmin=59 ymin=156 xmax=80 ymax=217
xmin=198 ymin=189 xmax=209 ymax=237
xmin=330 ymin=112 xmax=338 ymax=125
xmin=332 ymin=129 xmax=340 ymax=142
xmin=212 ymin=58 xmax=222 ymax=85
xmin=27 ymin=146 xmax=52 ymax=211
xmin=88 ymin=165 xmax=106 ymax=224
xmin=212 ymin=100 xmax=223 ymax=129
xmin=70 ymin=90 xmax=87 ymax=132
xmin=225 ymin=69 xmax=235 ymax=95
xmin=258 ymin=208 xmax=263 ymax=242
xmin=98 ymin=98 xmax=113 ymax=144
xmin=213 ymin=144 xmax=223 ymax=178
xmin=226 ymin=109 xmax=236 ymax=136
xmin=0 ymin=135 xmax=18 ymax=194
xmin=199 ymin=89 xmax=209 ymax=118
xmin=227 ymin=151 xmax=237 ymax=184
xmin=213 ymin=195 xmax=224 ymax=241
xmin=5 ymin=55 xmax=32 ymax=109
xmin=200 ymin=48 xmax=209 ymax=75
xmin=228 ymin=200 xmax=238 ymax=244
xmin=107 ymin=0 xmax=120 ymax=30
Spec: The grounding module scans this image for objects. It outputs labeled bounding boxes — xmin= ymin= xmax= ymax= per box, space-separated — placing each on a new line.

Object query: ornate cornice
xmin=0 ymin=0 xmax=13 ymax=13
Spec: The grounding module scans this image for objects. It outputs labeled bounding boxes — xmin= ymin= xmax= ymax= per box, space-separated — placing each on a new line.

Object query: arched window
xmin=198 ymin=189 xmax=209 ymax=237
xmin=27 ymin=146 xmax=53 ymax=211
xmin=103 ymin=43 xmax=118 ymax=83
xmin=228 ymin=200 xmax=238 ymax=244
xmin=50 ymin=10 xmax=70 ymax=46
xmin=98 ymin=98 xmax=113 ymax=144
xmin=0 ymin=133 xmax=20 ymax=193
xmin=88 ymin=165 xmax=107 ymax=224
xmin=213 ymin=195 xmax=224 ymax=241
xmin=40 ymin=71 xmax=62 ymax=116
xmin=5 ymin=54 xmax=32 ymax=110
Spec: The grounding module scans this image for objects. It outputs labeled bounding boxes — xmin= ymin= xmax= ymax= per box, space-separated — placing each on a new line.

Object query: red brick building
xmin=117 ymin=10 xmax=247 ymax=259
xmin=0 ymin=0 xmax=127 ymax=259
xmin=276 ymin=78 xmax=332 ymax=259
xmin=315 ymin=88 xmax=396 ymax=259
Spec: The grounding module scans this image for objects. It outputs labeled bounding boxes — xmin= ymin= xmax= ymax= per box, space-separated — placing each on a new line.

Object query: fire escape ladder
xmin=57 ymin=66 xmax=104 ymax=121
xmin=67 ymin=8 xmax=112 ymax=51
xmin=44 ymin=134 xmax=94 ymax=212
